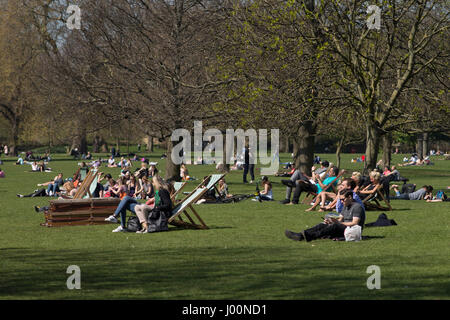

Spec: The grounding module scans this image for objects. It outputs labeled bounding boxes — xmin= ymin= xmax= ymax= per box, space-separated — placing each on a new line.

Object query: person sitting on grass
xmin=254 ymin=176 xmax=273 ymax=201
xmin=148 ymin=163 xmax=159 ymax=178
xmin=105 ymin=175 xmax=172 ymax=233
xmin=107 ymin=156 xmax=117 ymax=168
xmin=321 ymin=178 xmax=365 ymax=214
xmin=15 ymin=155 xmax=24 ymax=165
xmin=0 ymin=168 xmax=5 ymax=178
xmin=108 ymin=176 xmax=128 ymax=199
xmin=29 ymin=161 xmax=40 ymax=172
xmin=127 ymin=175 xmax=139 ymax=198
xmin=137 ymin=175 xmax=154 ymax=200
xmin=356 ymin=171 xmax=382 ymax=200
xmin=180 ymin=163 xmax=190 ymax=181
xmin=218 ymin=178 xmax=233 ymax=199
xmin=391 ymin=184 xmax=433 ymax=200
xmin=134 ymin=161 xmax=149 ymax=179
xmin=285 ymin=191 xmax=365 ymax=242
xmin=305 ymin=166 xmax=344 ymax=212
xmin=134 ymin=176 xmax=173 ymax=233
xmin=382 ymin=165 xmax=408 ymax=183
xmin=37 ymin=173 xmax=64 ymax=196
xmin=280 ymin=167 xmax=313 ymax=204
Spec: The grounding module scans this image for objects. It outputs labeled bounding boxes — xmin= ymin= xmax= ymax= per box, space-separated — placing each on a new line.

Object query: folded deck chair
xmin=363 ymin=184 xmax=392 ymax=211
xmin=171 ymin=181 xmax=187 ymax=203
xmin=168 ymin=187 xmax=210 ymax=229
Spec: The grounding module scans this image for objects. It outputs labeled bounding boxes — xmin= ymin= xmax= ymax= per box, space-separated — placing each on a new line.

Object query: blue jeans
xmin=47 ymin=184 xmax=60 ymax=195
xmin=257 ymin=194 xmax=273 ymax=201
xmin=114 ymin=196 xmax=138 ymax=228
xmin=392 ymin=193 xmax=410 ymax=200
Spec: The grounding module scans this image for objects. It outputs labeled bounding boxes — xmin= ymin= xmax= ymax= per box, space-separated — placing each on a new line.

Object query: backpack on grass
xmin=435 ymin=190 xmax=448 ymax=201
xmin=127 ymin=216 xmax=141 ymax=232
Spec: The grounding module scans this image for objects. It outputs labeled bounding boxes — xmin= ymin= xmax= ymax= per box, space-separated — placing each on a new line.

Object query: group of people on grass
xmin=13 ymin=147 xmax=449 ymax=240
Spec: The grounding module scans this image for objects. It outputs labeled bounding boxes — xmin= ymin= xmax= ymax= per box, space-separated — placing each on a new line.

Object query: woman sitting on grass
xmin=218 ymin=178 xmax=233 ymax=199
xmin=255 ymin=176 xmax=273 ymax=201
xmin=106 ymin=175 xmax=173 ymax=233
xmin=137 ymin=176 xmax=154 ymax=200
xmin=127 ymin=175 xmax=140 ymax=198
xmin=133 ymin=175 xmax=173 ymax=233
xmin=106 ymin=176 xmax=128 ymax=199
xmin=0 ymin=168 xmax=4 ymax=178
xmin=37 ymin=173 xmax=64 ymax=196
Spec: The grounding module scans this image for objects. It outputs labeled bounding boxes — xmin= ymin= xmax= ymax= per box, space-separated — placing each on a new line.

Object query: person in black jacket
xmin=243 ymin=145 xmax=255 ymax=183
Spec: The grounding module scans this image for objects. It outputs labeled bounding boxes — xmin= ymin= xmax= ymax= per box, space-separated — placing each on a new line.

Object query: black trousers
xmin=292 ymin=181 xmax=317 ymax=204
xmin=243 ymin=164 xmax=255 ymax=182
xmin=303 ymin=222 xmax=347 ymax=240
xmin=23 ymin=189 xmax=47 ymax=197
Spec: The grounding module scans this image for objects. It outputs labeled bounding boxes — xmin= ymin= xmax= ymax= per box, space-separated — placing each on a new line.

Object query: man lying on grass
xmin=285 ymin=191 xmax=365 ymax=242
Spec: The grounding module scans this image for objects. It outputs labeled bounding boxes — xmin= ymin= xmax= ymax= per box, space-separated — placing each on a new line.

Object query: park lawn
xmin=0 ymin=151 xmax=449 ymax=300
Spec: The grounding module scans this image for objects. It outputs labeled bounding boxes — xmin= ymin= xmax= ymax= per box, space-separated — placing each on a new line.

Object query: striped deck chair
xmin=82 ymin=174 xmax=99 ymax=199
xmin=168 ymin=187 xmax=210 ymax=229
xmin=363 ymin=184 xmax=392 ymax=211
xmin=179 ymin=173 xmax=226 ymax=201
xmin=73 ymin=169 xmax=97 ymax=199
xmin=171 ymin=181 xmax=187 ymax=203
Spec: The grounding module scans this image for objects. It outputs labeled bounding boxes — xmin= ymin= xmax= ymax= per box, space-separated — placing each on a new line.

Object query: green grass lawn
xmin=0 ymin=151 xmax=449 ymax=300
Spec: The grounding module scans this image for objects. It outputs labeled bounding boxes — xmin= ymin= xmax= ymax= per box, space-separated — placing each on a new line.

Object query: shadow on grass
xmin=1 ymin=246 xmax=448 ymax=300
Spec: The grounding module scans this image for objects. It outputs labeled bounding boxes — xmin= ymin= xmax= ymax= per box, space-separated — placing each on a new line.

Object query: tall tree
xmin=308 ymin=0 xmax=449 ymax=172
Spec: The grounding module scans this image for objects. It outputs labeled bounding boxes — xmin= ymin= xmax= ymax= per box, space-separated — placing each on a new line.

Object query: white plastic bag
xmin=344 ymin=225 xmax=362 ymax=242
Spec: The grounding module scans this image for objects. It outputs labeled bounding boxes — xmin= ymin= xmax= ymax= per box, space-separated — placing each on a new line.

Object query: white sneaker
xmin=105 ymin=215 xmax=118 ymax=223
xmin=112 ymin=225 xmax=126 ymax=233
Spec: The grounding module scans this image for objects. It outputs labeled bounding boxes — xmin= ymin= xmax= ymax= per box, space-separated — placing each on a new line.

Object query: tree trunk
xmin=364 ymin=124 xmax=382 ymax=174
xmin=71 ymin=125 xmax=88 ymax=155
xmin=165 ymin=138 xmax=181 ymax=181
xmin=9 ymin=117 xmax=20 ymax=156
xmin=293 ymin=121 xmax=315 ymax=176
xmin=292 ymin=139 xmax=299 ymax=161
xmin=100 ymin=138 xmax=109 ymax=153
xmin=280 ymin=135 xmax=289 ymax=153
xmin=93 ymin=136 xmax=101 ymax=153
xmin=382 ymin=132 xmax=392 ymax=168
xmin=416 ymin=134 xmax=423 ymax=159
xmin=335 ymin=136 xmax=345 ymax=169
xmin=147 ymin=135 xmax=154 ymax=152
xmin=422 ymin=132 xmax=429 ymax=158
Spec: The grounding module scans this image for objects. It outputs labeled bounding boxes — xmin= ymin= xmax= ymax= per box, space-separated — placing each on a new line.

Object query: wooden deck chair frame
xmin=178 ymin=173 xmax=226 ymax=203
xmin=363 ymin=184 xmax=392 ymax=211
xmin=301 ymin=192 xmax=317 ymax=204
xmin=168 ymin=187 xmax=210 ymax=229
xmin=168 ymin=173 xmax=227 ymax=229
xmin=73 ymin=169 xmax=97 ymax=199
xmin=171 ymin=181 xmax=187 ymax=203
